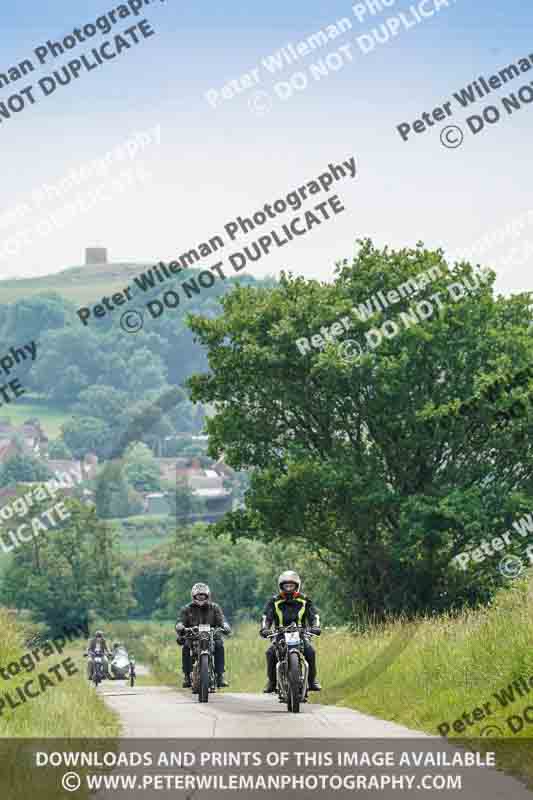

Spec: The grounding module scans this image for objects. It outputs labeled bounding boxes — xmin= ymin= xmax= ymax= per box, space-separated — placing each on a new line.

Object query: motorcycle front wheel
xmin=199 ymin=653 xmax=209 ymax=703
xmin=287 ymin=652 xmax=301 ymax=713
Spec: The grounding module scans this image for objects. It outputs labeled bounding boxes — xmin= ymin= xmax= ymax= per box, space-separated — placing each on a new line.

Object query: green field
xmin=0 ymin=262 xmax=151 ymax=305
xmin=0 ymin=281 xmax=137 ymax=305
xmin=1 ymin=399 xmax=68 ymax=438
xmin=107 ymin=516 xmax=175 ymax=556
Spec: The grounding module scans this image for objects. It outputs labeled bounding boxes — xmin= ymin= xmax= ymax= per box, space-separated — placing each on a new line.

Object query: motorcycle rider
xmin=175 ymin=582 xmax=231 ymax=689
xmin=86 ymin=630 xmax=112 ymax=680
xmin=260 ymin=570 xmax=322 ymax=693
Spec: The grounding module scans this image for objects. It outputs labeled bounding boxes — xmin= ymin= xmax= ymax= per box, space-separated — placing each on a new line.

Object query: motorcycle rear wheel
xmin=199 ymin=653 xmax=209 ymax=703
xmin=287 ymin=652 xmax=301 ymax=713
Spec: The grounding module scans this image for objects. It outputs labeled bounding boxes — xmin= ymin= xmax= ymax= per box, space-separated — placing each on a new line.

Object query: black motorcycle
xmin=183 ymin=625 xmax=225 ymax=703
xmin=267 ymin=623 xmax=317 ymax=713
xmin=84 ymin=651 xmax=107 ymax=687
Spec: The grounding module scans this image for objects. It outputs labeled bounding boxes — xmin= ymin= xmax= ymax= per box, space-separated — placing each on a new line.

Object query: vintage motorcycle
xmin=183 ymin=625 xmax=225 ymax=703
xmin=84 ymin=651 xmax=107 ymax=687
xmin=267 ymin=623 xmax=318 ymax=713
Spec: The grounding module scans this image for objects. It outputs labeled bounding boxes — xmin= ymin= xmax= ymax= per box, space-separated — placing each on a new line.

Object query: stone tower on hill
xmin=85 ymin=247 xmax=108 ymax=265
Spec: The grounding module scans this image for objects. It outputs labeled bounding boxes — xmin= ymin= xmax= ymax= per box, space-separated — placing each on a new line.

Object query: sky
xmin=0 ymin=0 xmax=532 ymax=297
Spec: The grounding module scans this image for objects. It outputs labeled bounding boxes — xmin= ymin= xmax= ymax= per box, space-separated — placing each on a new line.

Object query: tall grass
xmin=114 ymin=575 xmax=533 ymax=742
xmin=0 ymin=610 xmax=121 ymax=799
xmin=0 ymin=610 xmax=119 ymax=738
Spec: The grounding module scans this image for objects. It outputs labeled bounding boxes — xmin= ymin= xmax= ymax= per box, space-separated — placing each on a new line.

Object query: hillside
xmin=0 ymin=261 xmax=153 ymax=304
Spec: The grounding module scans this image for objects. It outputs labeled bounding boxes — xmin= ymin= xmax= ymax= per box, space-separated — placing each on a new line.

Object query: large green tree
xmin=0 ymin=500 xmax=133 ymax=628
xmin=124 ymin=442 xmax=161 ymax=492
xmin=61 ymin=416 xmax=111 ymax=459
xmin=188 ymin=240 xmax=533 ymax=619
xmin=0 ymin=449 xmax=52 ymax=487
xmin=95 ymin=462 xmax=138 ymax=519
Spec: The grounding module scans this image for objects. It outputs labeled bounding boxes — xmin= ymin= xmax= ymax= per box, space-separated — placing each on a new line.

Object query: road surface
xmin=94 ymin=670 xmax=532 ymax=799
xmin=101 ymin=680 xmax=427 ymax=738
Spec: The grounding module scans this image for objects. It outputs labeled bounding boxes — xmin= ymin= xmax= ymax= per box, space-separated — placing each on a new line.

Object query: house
xmin=212 ymin=455 xmax=236 ymax=479
xmin=143 ymin=492 xmax=171 ymax=515
xmin=0 ymin=418 xmax=48 ymax=459
xmin=185 ymin=468 xmax=233 ymax=523
xmin=156 ymin=458 xmax=180 ymax=483
xmin=46 ymin=454 xmax=99 ymax=483
xmin=0 ymin=439 xmax=19 ymax=464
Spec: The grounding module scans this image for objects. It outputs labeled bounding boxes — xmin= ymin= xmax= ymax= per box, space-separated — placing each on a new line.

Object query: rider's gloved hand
xmin=309 ymin=626 xmax=321 ymax=636
xmin=222 ymin=622 xmax=232 ymax=635
xmin=259 ymin=628 xmax=270 ymax=639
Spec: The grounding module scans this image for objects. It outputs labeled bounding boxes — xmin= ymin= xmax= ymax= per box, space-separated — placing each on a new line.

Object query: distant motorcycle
xmin=183 ymin=625 xmax=224 ymax=703
xmin=110 ymin=646 xmax=136 ymax=687
xmin=85 ymin=652 xmax=106 ymax=687
xmin=267 ymin=623 xmax=318 ymax=713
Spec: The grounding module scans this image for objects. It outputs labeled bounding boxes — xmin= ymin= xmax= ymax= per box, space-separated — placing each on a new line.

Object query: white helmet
xmin=278 ymin=570 xmax=301 ymax=596
xmin=191 ymin=582 xmax=210 ymax=606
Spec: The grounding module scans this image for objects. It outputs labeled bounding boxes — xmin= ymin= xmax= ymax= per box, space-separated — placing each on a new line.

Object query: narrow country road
xmin=93 ymin=669 xmax=533 ymax=799
xmin=101 ymin=678 xmax=426 ymax=738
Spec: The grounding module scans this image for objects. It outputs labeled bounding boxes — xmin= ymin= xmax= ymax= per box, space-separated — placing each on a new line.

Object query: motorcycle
xmin=84 ymin=651 xmax=107 ymax=687
xmin=267 ymin=623 xmax=317 ymax=713
xmin=110 ymin=646 xmax=136 ymax=687
xmin=183 ymin=625 xmax=225 ymax=703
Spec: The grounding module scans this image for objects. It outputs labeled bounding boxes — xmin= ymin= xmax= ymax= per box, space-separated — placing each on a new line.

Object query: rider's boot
xmin=182 ymin=673 xmax=192 ymax=688
xmin=216 ymin=673 xmax=229 ymax=688
xmin=308 ymin=679 xmax=322 ymax=691
xmin=263 ymin=678 xmax=276 ymax=693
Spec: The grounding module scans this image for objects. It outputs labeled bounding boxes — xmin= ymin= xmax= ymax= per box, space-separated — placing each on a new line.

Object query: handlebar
xmin=266 ymin=625 xmax=318 ymax=639
xmin=182 ymin=625 xmax=228 ymax=636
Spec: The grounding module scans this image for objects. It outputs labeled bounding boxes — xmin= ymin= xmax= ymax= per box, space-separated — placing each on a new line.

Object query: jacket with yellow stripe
xmin=262 ymin=593 xmax=319 ymax=630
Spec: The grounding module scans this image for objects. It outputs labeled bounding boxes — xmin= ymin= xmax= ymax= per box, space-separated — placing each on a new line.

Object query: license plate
xmin=198 ymin=624 xmax=211 ymax=632
xmin=284 ymin=631 xmax=300 ymax=644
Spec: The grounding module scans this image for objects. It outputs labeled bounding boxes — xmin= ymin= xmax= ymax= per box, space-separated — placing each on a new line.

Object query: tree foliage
xmin=124 ymin=442 xmax=161 ymax=492
xmin=0 ymin=449 xmax=52 ymax=487
xmin=0 ymin=500 xmax=133 ymax=629
xmin=188 ymin=240 xmax=533 ymax=618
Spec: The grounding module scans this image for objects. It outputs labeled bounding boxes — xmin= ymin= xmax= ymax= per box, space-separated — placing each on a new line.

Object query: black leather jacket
xmin=175 ymin=602 xmax=230 ymax=634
